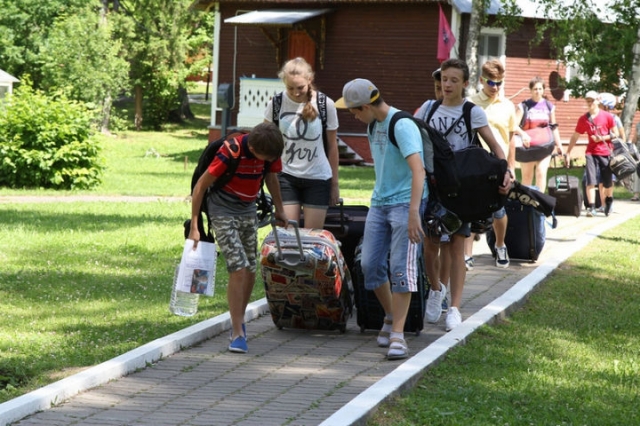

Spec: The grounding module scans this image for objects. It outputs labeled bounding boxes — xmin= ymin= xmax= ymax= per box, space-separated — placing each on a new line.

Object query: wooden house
xmin=0 ymin=69 xmax=19 ymax=100
xmin=190 ymin=0 xmax=627 ymax=162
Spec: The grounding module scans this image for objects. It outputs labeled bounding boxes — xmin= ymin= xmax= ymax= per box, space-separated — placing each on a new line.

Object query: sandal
xmin=377 ymin=317 xmax=393 ymax=347
xmin=387 ymin=337 xmax=409 ymax=360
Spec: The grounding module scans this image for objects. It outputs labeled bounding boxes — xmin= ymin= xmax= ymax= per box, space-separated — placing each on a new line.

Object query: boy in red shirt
xmin=189 ymin=122 xmax=287 ymax=353
xmin=567 ymin=91 xmax=619 ymax=217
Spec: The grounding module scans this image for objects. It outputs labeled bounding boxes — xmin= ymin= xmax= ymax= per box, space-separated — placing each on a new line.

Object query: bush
xmin=0 ymin=83 xmax=103 ymax=190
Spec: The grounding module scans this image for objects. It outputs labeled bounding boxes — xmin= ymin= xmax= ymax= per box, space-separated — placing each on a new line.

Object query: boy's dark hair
xmin=441 ymin=58 xmax=470 ymax=82
xmin=370 ymin=91 xmax=384 ymax=107
xmin=248 ymin=122 xmax=285 ymax=159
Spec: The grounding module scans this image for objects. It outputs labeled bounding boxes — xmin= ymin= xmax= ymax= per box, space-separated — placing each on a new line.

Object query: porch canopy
xmin=224 ymin=9 xmax=332 ymax=26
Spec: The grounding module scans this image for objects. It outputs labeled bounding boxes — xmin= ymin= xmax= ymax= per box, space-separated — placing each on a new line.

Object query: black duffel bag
xmin=609 ymin=139 xmax=638 ymax=180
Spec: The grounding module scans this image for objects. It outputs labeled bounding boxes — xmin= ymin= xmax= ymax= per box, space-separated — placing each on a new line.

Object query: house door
xmin=288 ymin=30 xmax=316 ymax=70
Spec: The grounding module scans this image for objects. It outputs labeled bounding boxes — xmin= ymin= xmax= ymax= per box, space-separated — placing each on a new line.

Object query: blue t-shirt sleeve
xmin=393 ymin=118 xmax=423 ymax=160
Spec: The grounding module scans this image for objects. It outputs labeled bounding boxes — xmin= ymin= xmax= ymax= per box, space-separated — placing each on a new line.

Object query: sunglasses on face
xmin=482 ymin=77 xmax=503 ymax=87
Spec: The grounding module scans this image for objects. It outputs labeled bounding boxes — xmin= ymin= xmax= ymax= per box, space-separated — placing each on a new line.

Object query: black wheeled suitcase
xmin=321 ymin=199 xmax=368 ymax=269
xmin=260 ymin=220 xmax=353 ymax=333
xmin=581 ymin=169 xmax=602 ymax=210
xmin=351 ymin=238 xmax=427 ymax=336
xmin=547 ymin=156 xmax=582 ymax=217
xmin=487 ymin=195 xmax=546 ymax=262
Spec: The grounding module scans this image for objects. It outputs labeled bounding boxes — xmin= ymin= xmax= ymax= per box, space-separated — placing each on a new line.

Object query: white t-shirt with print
xmin=415 ymin=101 xmax=488 ymax=152
xmin=264 ymin=92 xmax=339 ymax=180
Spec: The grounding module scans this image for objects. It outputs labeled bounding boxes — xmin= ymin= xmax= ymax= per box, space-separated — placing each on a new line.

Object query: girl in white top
xmin=264 ymin=57 xmax=340 ymax=228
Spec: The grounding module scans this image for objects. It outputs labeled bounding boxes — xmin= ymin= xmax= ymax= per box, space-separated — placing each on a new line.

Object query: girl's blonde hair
xmin=278 ymin=57 xmax=318 ymax=122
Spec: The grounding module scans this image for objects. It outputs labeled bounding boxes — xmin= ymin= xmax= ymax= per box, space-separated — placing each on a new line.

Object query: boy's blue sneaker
xmin=229 ymin=323 xmax=247 ymax=341
xmin=229 ymin=336 xmax=248 ymax=353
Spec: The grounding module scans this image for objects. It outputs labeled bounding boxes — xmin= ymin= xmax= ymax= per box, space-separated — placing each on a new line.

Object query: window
xmin=477 ymin=28 xmax=505 ymax=67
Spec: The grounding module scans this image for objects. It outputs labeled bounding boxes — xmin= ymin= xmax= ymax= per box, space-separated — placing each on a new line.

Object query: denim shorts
xmin=360 ymin=201 xmax=425 ymax=294
xmin=492 ymin=207 xmax=506 ymax=220
xmin=278 ymin=173 xmax=331 ymax=209
xmin=209 ymin=215 xmax=258 ymax=273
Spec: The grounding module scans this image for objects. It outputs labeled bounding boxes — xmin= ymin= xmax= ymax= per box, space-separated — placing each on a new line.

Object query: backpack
xmin=371 ymin=110 xmax=460 ymax=202
xmin=272 ymin=91 xmax=329 ymax=156
xmin=377 ymin=106 xmax=507 ymax=223
xmin=188 ymin=129 xmax=249 ymax=242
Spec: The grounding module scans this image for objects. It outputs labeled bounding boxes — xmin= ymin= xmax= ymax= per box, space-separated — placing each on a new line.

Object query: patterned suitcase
xmin=260 ymin=221 xmax=353 ymax=333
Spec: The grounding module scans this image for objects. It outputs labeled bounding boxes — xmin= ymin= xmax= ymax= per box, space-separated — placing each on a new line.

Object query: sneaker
xmin=445 ymin=307 xmax=462 ymax=332
xmin=604 ymin=197 xmax=613 ymax=216
xmin=495 ymin=245 xmax=510 ymax=268
xmin=596 ymin=206 xmax=604 ymax=213
xmin=425 ymin=285 xmax=446 ymax=323
xmin=586 ymin=208 xmax=597 ymax=217
xmin=387 ymin=337 xmax=409 ymax=360
xmin=229 ymin=323 xmax=247 ymax=341
xmin=464 ymin=256 xmax=474 ymax=271
xmin=441 ymin=291 xmax=449 ymax=313
xmin=228 ymin=336 xmax=248 ymax=353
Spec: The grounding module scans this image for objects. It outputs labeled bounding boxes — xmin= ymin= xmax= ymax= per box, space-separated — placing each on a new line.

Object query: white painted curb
xmin=319 ymin=208 xmax=640 ymax=426
xmin=0 ymin=299 xmax=269 ymax=426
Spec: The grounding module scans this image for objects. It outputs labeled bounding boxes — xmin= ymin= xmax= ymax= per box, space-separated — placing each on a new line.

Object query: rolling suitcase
xmin=260 ymin=220 xmax=353 ymax=333
xmin=487 ymin=195 xmax=546 ymax=262
xmin=581 ymin=169 xmax=602 ymax=210
xmin=547 ymin=156 xmax=582 ymax=217
xmin=321 ymin=199 xmax=368 ymax=269
xmin=351 ymin=238 xmax=427 ymax=336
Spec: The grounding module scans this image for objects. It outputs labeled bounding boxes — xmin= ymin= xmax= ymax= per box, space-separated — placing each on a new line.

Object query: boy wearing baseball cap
xmin=566 ymin=90 xmax=619 ymax=216
xmin=336 ymin=79 xmax=427 ymax=360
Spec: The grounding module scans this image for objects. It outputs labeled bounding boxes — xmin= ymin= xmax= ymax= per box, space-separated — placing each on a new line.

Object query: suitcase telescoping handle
xmin=551 ymin=153 xmax=572 ymax=187
xmin=270 ymin=219 xmax=306 ymax=263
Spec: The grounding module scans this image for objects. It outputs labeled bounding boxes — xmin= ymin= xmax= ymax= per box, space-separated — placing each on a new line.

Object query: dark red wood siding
xmin=216 ymin=2 xmax=445 ymax=134
xmin=210 ymin=3 xmax=640 ymax=154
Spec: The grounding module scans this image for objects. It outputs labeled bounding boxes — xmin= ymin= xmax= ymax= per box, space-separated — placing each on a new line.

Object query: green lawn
xmin=0 ymin=104 xmax=375 ymax=402
xmin=370 ymin=215 xmax=640 ymax=425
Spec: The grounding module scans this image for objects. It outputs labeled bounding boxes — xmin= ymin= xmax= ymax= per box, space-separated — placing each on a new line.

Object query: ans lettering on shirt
xmin=426 ymin=103 xmax=488 ymax=152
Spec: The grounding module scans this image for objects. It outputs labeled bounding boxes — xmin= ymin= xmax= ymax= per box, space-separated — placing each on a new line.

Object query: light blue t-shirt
xmin=368 ymin=107 xmax=428 ymax=206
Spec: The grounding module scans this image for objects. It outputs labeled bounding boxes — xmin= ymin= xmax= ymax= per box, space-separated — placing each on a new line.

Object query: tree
xmin=465 ymin=0 xmax=486 ymax=96
xmin=39 ymin=5 xmax=129 ymax=133
xmin=0 ymin=0 xmax=89 ymax=88
xmin=111 ymin=0 xmax=213 ymax=129
xmin=464 ymin=0 xmax=523 ymax=95
xmin=503 ymin=0 xmax=640 ymax=132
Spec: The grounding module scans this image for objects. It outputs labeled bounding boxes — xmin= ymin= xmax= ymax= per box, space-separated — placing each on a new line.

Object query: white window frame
xmin=478 ymin=28 xmax=506 ymax=66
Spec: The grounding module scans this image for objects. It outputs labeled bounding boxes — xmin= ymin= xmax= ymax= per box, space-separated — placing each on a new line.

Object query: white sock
xmin=390 ymin=331 xmax=403 ymax=341
xmin=382 ymin=315 xmax=393 ymax=333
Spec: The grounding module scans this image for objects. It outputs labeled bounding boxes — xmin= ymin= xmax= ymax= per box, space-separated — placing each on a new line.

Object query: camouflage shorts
xmin=210 ymin=215 xmax=258 ymax=273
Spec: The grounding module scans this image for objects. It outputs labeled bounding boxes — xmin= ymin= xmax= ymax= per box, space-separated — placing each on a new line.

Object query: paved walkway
xmin=2 ymin=200 xmax=638 ymax=426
